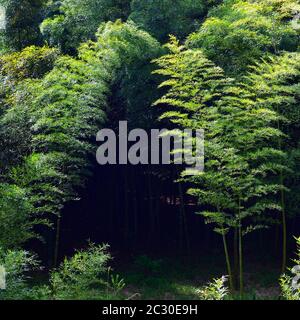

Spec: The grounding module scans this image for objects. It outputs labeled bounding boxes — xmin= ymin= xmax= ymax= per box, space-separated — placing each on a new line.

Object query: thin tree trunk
xmin=277 ymin=108 xmax=287 ymax=273
xmin=239 ymin=223 xmax=243 ymax=296
xmin=178 ymin=182 xmax=190 ymax=255
xmin=132 ymin=180 xmax=138 ymax=242
xmin=280 ymin=179 xmax=287 ymax=273
xmin=222 ymin=232 xmax=233 ymax=292
xmin=107 ymin=169 xmax=114 ymax=238
xmin=279 ymin=153 xmax=287 ymax=273
xmin=54 ymin=216 xmax=61 ymax=268
xmin=233 ymin=227 xmax=239 ymax=290
xmin=124 ymin=167 xmax=129 ymax=243
xmin=147 ymin=167 xmax=154 ymax=247
xmin=274 ymin=223 xmax=280 ymax=256
xmin=153 ymin=181 xmax=161 ymax=244
xmin=238 ymin=198 xmax=243 ymax=297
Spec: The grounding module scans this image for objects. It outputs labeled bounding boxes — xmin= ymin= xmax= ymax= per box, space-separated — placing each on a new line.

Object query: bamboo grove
xmin=0 ymin=0 xmax=300 ymax=299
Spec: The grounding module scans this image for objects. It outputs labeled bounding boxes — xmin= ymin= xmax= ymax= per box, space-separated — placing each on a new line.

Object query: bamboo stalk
xmin=222 ymin=232 xmax=234 ymax=292
xmin=53 ymin=216 xmax=61 ymax=268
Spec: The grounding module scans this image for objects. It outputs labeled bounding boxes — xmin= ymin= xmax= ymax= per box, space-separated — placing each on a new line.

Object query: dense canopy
xmin=0 ymin=0 xmax=300 ymax=301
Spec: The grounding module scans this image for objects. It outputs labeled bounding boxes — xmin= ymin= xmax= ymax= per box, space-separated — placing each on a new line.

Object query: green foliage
xmin=0 ymin=45 xmax=59 ymax=114
xmin=40 ymin=15 xmax=65 ymax=48
xmin=0 ymin=248 xmax=39 ymax=300
xmin=129 ymin=0 xmax=207 ymax=42
xmin=0 ymin=46 xmax=59 ymax=173
xmin=153 ymin=37 xmax=288 ymax=292
xmin=0 ymin=21 xmax=161 ymax=250
xmin=28 ymin=20 xmax=160 ymax=214
xmin=41 ymin=0 xmax=131 ymax=53
xmin=196 ymin=276 xmax=228 ymax=300
xmin=286 ymin=149 xmax=300 ymax=218
xmin=0 ymin=0 xmax=300 ymax=301
xmin=0 ymin=244 xmax=125 ymax=300
xmin=0 ymin=0 xmax=45 ymax=50
xmin=0 ymin=184 xmax=39 ymax=249
xmin=1 ymin=27 xmax=111 ymax=220
xmin=280 ymin=274 xmax=300 ymax=300
xmin=280 ymin=237 xmax=300 ymax=300
xmin=9 ymin=153 xmax=71 ymax=217
xmin=110 ymin=273 xmax=126 ymax=295
xmin=187 ymin=0 xmax=300 ymax=76
xmin=244 ymin=53 xmax=300 ymax=219
xmin=49 ymin=243 xmax=120 ymax=300
xmin=0 ymin=45 xmax=59 ymax=83
xmin=244 ymin=53 xmax=300 ymax=145
xmin=95 ymin=20 xmax=162 ymax=128
xmin=6 ymin=54 xmax=108 ymax=216
xmin=153 ymin=38 xmax=286 ymax=230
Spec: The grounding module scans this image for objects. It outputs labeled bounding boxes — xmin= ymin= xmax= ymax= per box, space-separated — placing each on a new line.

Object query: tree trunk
xmin=222 ymin=232 xmax=234 ymax=292
xmin=53 ymin=216 xmax=61 ymax=268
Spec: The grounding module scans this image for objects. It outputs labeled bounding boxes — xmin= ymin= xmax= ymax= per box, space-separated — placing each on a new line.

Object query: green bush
xmin=0 ymin=244 xmax=126 ymax=300
xmin=280 ymin=237 xmax=300 ymax=300
xmin=196 ymin=276 xmax=229 ymax=300
xmin=49 ymin=243 xmax=123 ymax=300
xmin=0 ymin=248 xmax=39 ymax=300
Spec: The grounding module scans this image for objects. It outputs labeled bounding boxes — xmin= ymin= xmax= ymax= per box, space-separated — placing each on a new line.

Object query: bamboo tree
xmin=153 ymin=37 xmax=288 ymax=294
xmin=244 ymin=53 xmax=300 ymax=271
xmin=0 ymin=21 xmax=162 ymax=247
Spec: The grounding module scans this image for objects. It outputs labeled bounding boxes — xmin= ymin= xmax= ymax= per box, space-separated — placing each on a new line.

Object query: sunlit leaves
xmin=187 ymin=0 xmax=299 ymax=76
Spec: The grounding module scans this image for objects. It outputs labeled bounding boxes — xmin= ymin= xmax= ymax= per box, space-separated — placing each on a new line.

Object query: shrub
xmin=49 ymin=243 xmax=123 ymax=300
xmin=0 ymin=248 xmax=39 ymax=300
xmin=280 ymin=237 xmax=300 ymax=300
xmin=196 ymin=276 xmax=229 ymax=300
